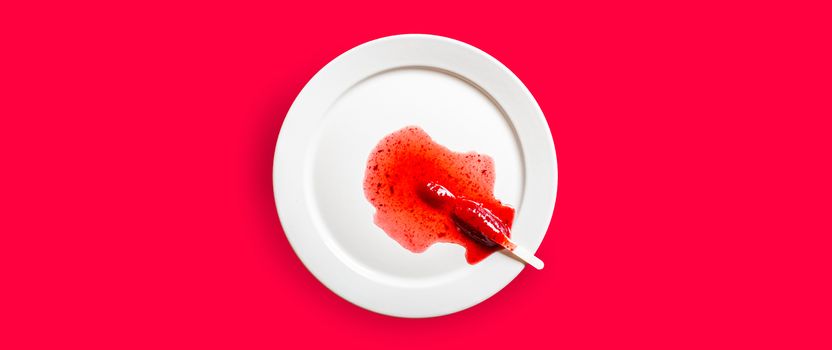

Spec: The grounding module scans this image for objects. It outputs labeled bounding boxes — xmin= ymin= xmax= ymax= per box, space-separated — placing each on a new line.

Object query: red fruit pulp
xmin=363 ymin=126 xmax=514 ymax=264
xmin=450 ymin=198 xmax=516 ymax=251
xmin=420 ymin=182 xmax=516 ymax=250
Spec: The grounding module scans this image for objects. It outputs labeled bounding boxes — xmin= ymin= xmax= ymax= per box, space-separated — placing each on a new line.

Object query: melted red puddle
xmin=363 ymin=126 xmax=514 ymax=264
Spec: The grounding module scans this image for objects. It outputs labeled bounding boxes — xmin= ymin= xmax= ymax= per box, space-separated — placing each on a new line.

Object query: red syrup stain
xmin=363 ymin=126 xmax=515 ymax=264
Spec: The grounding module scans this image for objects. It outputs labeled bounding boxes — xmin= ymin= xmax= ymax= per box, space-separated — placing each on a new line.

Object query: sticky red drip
xmin=363 ymin=126 xmax=514 ymax=264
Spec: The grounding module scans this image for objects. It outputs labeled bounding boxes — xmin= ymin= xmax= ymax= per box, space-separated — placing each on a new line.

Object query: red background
xmin=2 ymin=1 xmax=830 ymax=348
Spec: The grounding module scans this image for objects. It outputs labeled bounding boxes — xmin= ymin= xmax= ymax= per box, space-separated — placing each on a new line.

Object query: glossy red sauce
xmin=363 ymin=126 xmax=514 ymax=264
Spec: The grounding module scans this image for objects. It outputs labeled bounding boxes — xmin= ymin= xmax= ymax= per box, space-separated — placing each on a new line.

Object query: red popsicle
xmin=419 ymin=181 xmax=543 ymax=269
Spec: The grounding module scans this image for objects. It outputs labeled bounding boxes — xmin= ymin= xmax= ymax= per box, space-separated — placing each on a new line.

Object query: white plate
xmin=273 ymin=34 xmax=557 ymax=318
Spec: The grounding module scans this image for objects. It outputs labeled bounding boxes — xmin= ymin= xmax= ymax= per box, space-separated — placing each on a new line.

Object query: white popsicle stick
xmin=505 ymin=239 xmax=544 ymax=270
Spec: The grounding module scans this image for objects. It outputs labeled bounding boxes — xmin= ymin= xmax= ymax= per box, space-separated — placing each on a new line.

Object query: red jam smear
xmin=363 ymin=126 xmax=514 ymax=264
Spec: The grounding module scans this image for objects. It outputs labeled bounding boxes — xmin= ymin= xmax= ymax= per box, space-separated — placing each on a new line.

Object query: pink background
xmin=3 ymin=1 xmax=830 ymax=348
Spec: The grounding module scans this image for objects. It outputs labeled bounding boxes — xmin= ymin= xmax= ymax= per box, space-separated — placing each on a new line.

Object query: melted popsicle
xmin=364 ymin=126 xmax=514 ymax=264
